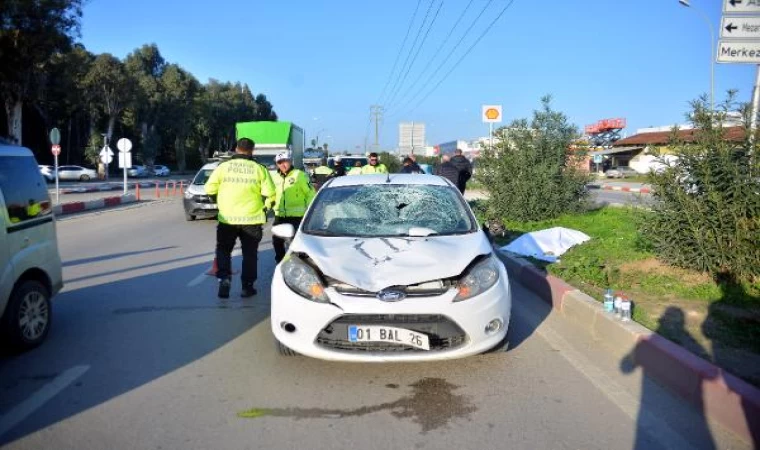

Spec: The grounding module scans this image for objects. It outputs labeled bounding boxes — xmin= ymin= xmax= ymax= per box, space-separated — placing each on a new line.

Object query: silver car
xmin=58 ymin=165 xmax=97 ymax=181
xmin=152 ymin=165 xmax=170 ymax=177
xmin=605 ymin=166 xmax=638 ymax=179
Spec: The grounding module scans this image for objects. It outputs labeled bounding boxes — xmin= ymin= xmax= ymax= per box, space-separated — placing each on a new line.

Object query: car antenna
xmin=385 ymin=171 xmax=391 ymax=183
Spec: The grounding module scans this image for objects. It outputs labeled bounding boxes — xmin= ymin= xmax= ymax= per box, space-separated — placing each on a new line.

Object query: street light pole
xmin=679 ymin=0 xmax=715 ymax=111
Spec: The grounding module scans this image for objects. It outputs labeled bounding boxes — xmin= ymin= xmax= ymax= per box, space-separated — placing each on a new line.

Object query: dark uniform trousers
xmin=273 ymin=216 xmax=303 ymax=263
xmin=216 ymin=223 xmax=263 ymax=285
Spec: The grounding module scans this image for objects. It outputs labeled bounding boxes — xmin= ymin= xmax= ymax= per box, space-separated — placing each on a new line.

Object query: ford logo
xmin=376 ymin=289 xmax=407 ymax=302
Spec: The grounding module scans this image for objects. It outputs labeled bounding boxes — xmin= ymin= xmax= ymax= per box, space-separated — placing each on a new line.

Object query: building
xmin=398 ymin=122 xmax=426 ymax=154
xmin=593 ymin=125 xmax=746 ymax=174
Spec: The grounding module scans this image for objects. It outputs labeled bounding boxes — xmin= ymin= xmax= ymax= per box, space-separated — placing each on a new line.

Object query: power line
xmin=386 ymin=0 xmax=498 ymax=118
xmin=376 ymin=0 xmax=423 ymax=106
xmin=382 ymin=0 xmax=437 ymax=110
xmin=402 ymin=0 xmax=517 ymax=117
xmin=386 ymin=0 xmax=475 ymax=114
xmin=384 ymin=0 xmax=445 ymax=110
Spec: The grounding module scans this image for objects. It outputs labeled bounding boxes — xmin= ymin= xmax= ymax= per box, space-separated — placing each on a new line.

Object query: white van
xmin=0 ymin=145 xmax=63 ymax=351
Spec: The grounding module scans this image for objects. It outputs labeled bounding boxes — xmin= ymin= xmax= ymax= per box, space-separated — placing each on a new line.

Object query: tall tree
xmin=125 ymin=43 xmax=166 ymax=165
xmin=0 ymin=0 xmax=83 ymax=144
xmin=160 ymin=63 xmax=199 ymax=172
xmin=83 ymin=53 xmax=134 ymax=143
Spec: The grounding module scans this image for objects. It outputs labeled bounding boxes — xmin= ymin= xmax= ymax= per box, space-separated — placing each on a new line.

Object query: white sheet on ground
xmin=500 ymin=227 xmax=591 ymax=263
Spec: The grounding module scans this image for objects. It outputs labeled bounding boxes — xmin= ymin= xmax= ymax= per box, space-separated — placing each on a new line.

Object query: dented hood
xmin=291 ymin=232 xmax=492 ymax=292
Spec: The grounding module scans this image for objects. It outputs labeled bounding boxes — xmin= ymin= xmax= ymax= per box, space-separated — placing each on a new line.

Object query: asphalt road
xmin=0 ymin=200 xmax=747 ymax=449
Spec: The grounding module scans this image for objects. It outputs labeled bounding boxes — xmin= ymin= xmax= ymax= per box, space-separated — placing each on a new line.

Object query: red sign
xmin=51 ymin=144 xmax=61 ymax=156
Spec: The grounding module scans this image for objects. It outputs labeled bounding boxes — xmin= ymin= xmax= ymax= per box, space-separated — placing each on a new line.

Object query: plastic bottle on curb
xmin=621 ymin=295 xmax=632 ymax=322
xmin=613 ymin=292 xmax=623 ymax=318
xmin=603 ymin=289 xmax=614 ymax=313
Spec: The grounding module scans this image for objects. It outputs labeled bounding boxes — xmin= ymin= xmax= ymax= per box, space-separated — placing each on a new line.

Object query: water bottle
xmin=603 ymin=289 xmax=614 ymax=313
xmin=613 ymin=293 xmax=623 ymax=318
xmin=621 ymin=295 xmax=632 ymax=322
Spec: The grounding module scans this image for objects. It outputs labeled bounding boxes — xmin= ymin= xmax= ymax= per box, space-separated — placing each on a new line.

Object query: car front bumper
xmin=270 ymin=263 xmax=512 ymax=362
xmin=183 ymin=197 xmax=218 ymax=217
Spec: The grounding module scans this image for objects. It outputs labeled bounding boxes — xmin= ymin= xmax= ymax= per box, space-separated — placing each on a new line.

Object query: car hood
xmin=291 ymin=232 xmax=492 ymax=292
xmin=186 ymin=184 xmax=207 ymax=195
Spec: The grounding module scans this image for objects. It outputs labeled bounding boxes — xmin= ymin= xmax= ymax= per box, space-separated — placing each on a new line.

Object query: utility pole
xmin=370 ymin=105 xmax=384 ymax=152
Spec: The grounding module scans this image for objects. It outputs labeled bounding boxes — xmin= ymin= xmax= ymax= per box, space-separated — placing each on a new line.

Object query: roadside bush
xmin=641 ymin=94 xmax=760 ymax=282
xmin=477 ymin=96 xmax=592 ymax=222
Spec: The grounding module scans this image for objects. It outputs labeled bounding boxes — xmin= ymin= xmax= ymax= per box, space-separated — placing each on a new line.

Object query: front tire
xmin=2 ymin=280 xmax=51 ymax=352
xmin=80 ymin=174 xmax=90 ymax=181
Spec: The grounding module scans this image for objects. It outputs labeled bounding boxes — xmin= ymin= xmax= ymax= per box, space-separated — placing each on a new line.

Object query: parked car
xmin=128 ymin=165 xmax=148 ymax=178
xmin=39 ymin=165 xmax=55 ymax=182
xmin=152 ymin=165 xmax=170 ymax=177
xmin=605 ymin=166 xmax=638 ymax=178
xmin=269 ymin=174 xmax=512 ymax=361
xmin=0 ymin=145 xmax=63 ymax=351
xmin=182 ymin=162 xmax=219 ymax=221
xmin=57 ymin=165 xmax=97 ymax=181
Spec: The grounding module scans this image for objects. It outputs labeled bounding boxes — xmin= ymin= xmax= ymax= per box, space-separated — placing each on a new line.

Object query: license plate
xmin=201 ymin=204 xmax=217 ymax=209
xmin=348 ymin=325 xmax=430 ymax=350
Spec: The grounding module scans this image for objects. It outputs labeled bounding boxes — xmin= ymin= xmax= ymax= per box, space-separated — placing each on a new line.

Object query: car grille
xmin=315 ymin=314 xmax=467 ymax=353
xmin=327 ymin=279 xmax=452 ymax=298
xmin=193 ymin=195 xmax=215 ymax=204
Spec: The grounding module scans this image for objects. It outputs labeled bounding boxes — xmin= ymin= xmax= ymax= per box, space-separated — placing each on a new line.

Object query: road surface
xmin=0 ymin=200 xmax=746 ymax=449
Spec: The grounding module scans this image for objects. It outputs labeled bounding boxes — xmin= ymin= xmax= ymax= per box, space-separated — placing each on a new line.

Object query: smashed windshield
xmin=302 ymin=184 xmax=476 ymax=237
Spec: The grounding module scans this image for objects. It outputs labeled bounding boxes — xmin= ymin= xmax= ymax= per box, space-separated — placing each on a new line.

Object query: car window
xmin=193 ymin=169 xmax=215 ymax=185
xmin=303 ymin=184 xmax=476 ymax=237
xmin=0 ymin=156 xmax=52 ymax=225
xmin=252 ymin=155 xmax=276 ymax=171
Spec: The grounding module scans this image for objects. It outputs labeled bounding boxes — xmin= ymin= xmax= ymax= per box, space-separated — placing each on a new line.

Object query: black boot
xmin=218 ymin=278 xmax=231 ymax=299
xmin=241 ymin=283 xmax=257 ymax=298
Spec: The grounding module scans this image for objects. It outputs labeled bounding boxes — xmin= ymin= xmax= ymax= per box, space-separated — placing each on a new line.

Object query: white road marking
xmin=187 ymin=249 xmax=243 ymax=288
xmin=0 ymin=365 xmax=90 ymax=438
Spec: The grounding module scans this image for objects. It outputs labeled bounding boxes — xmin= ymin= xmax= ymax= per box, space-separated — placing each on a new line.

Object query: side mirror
xmin=272 ymin=223 xmax=295 ymax=239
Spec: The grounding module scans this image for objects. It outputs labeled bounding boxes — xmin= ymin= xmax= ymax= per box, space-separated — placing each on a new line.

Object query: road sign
xmin=593 ymin=154 xmax=603 ymax=164
xmin=100 ymin=153 xmax=113 ymax=165
xmin=51 ymin=144 xmax=61 ymax=156
xmin=118 ymin=152 xmax=132 ymax=169
xmin=117 ymin=138 xmax=132 ymax=153
xmin=100 ymin=146 xmax=114 ymax=158
xmin=49 ymin=128 xmax=61 ymax=145
xmin=482 ymin=105 xmax=502 ymax=123
xmin=721 ymin=16 xmax=760 ymax=38
xmin=717 ymin=40 xmax=760 ymax=63
xmin=723 ymin=0 xmax=760 ymax=14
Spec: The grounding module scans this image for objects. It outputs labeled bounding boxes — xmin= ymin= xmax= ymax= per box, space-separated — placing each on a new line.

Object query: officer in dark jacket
xmin=436 ymin=155 xmax=460 ymax=187
xmin=450 ymin=148 xmax=472 ymax=194
xmin=332 ymin=156 xmax=347 ymax=177
xmin=399 ymin=157 xmax=423 ymax=174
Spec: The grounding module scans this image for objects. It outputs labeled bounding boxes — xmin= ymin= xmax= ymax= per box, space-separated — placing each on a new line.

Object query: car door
xmin=58 ymin=166 xmax=75 ymax=180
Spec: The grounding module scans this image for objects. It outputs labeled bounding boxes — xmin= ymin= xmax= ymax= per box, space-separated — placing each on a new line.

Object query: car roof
xmin=325 ymin=174 xmax=450 ymax=188
xmin=0 ymin=145 xmax=34 ymax=157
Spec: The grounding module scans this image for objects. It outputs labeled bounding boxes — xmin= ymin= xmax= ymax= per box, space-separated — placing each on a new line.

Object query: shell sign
xmin=482 ymin=105 xmax=502 ymax=123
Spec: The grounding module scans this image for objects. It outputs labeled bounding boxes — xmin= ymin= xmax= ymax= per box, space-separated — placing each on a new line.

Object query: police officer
xmin=205 ymin=138 xmax=275 ymax=299
xmin=268 ymin=152 xmax=316 ymax=263
xmin=361 ymin=152 xmax=388 ymax=174
xmin=348 ymin=161 xmax=363 ymax=175
xmin=312 ymin=157 xmax=334 ymax=187
xmin=332 ymin=155 xmax=346 ymax=177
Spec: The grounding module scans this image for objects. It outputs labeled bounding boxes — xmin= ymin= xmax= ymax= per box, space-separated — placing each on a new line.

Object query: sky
xmin=79 ymin=0 xmax=754 ymax=152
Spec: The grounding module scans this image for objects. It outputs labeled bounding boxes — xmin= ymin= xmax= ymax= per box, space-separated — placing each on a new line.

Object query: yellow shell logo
xmin=485 ymin=108 xmax=500 ymax=120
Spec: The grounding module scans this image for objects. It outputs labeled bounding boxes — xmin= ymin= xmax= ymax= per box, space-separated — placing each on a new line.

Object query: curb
xmin=587 ymin=184 xmax=651 ymax=194
xmin=53 ymin=194 xmax=138 ymax=216
xmin=495 ymin=249 xmax=760 ymax=445
xmin=55 ymin=180 xmax=189 ymax=195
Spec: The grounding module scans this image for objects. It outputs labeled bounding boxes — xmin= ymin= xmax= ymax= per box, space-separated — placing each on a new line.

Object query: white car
xmin=39 ymin=165 xmax=54 ymax=182
xmin=270 ymin=174 xmax=512 ymax=362
xmin=1 ymin=145 xmax=63 ymax=351
xmin=605 ymin=166 xmax=638 ymax=178
xmin=152 ymin=165 xmax=170 ymax=177
xmin=57 ymin=165 xmax=97 ymax=181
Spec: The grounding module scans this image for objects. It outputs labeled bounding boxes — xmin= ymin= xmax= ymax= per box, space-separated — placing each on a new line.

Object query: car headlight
xmin=454 ymin=255 xmax=500 ymax=302
xmin=281 ymin=255 xmax=329 ymax=303
xmin=184 ymin=190 xmax=194 ymax=199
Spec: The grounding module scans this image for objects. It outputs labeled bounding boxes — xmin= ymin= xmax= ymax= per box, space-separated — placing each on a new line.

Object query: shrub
xmin=477 ymin=96 xmax=592 ymax=222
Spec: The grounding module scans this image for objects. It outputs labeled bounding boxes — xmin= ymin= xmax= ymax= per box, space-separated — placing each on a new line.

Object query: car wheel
xmin=1 ymin=280 xmax=51 ymax=352
xmin=275 ymin=339 xmax=299 ymax=356
xmin=185 ymin=212 xmax=196 ymax=221
xmin=80 ymin=174 xmax=90 ymax=181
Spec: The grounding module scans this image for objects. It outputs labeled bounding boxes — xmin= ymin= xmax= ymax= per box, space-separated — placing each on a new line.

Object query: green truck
xmin=235 ymin=121 xmax=305 ymax=172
